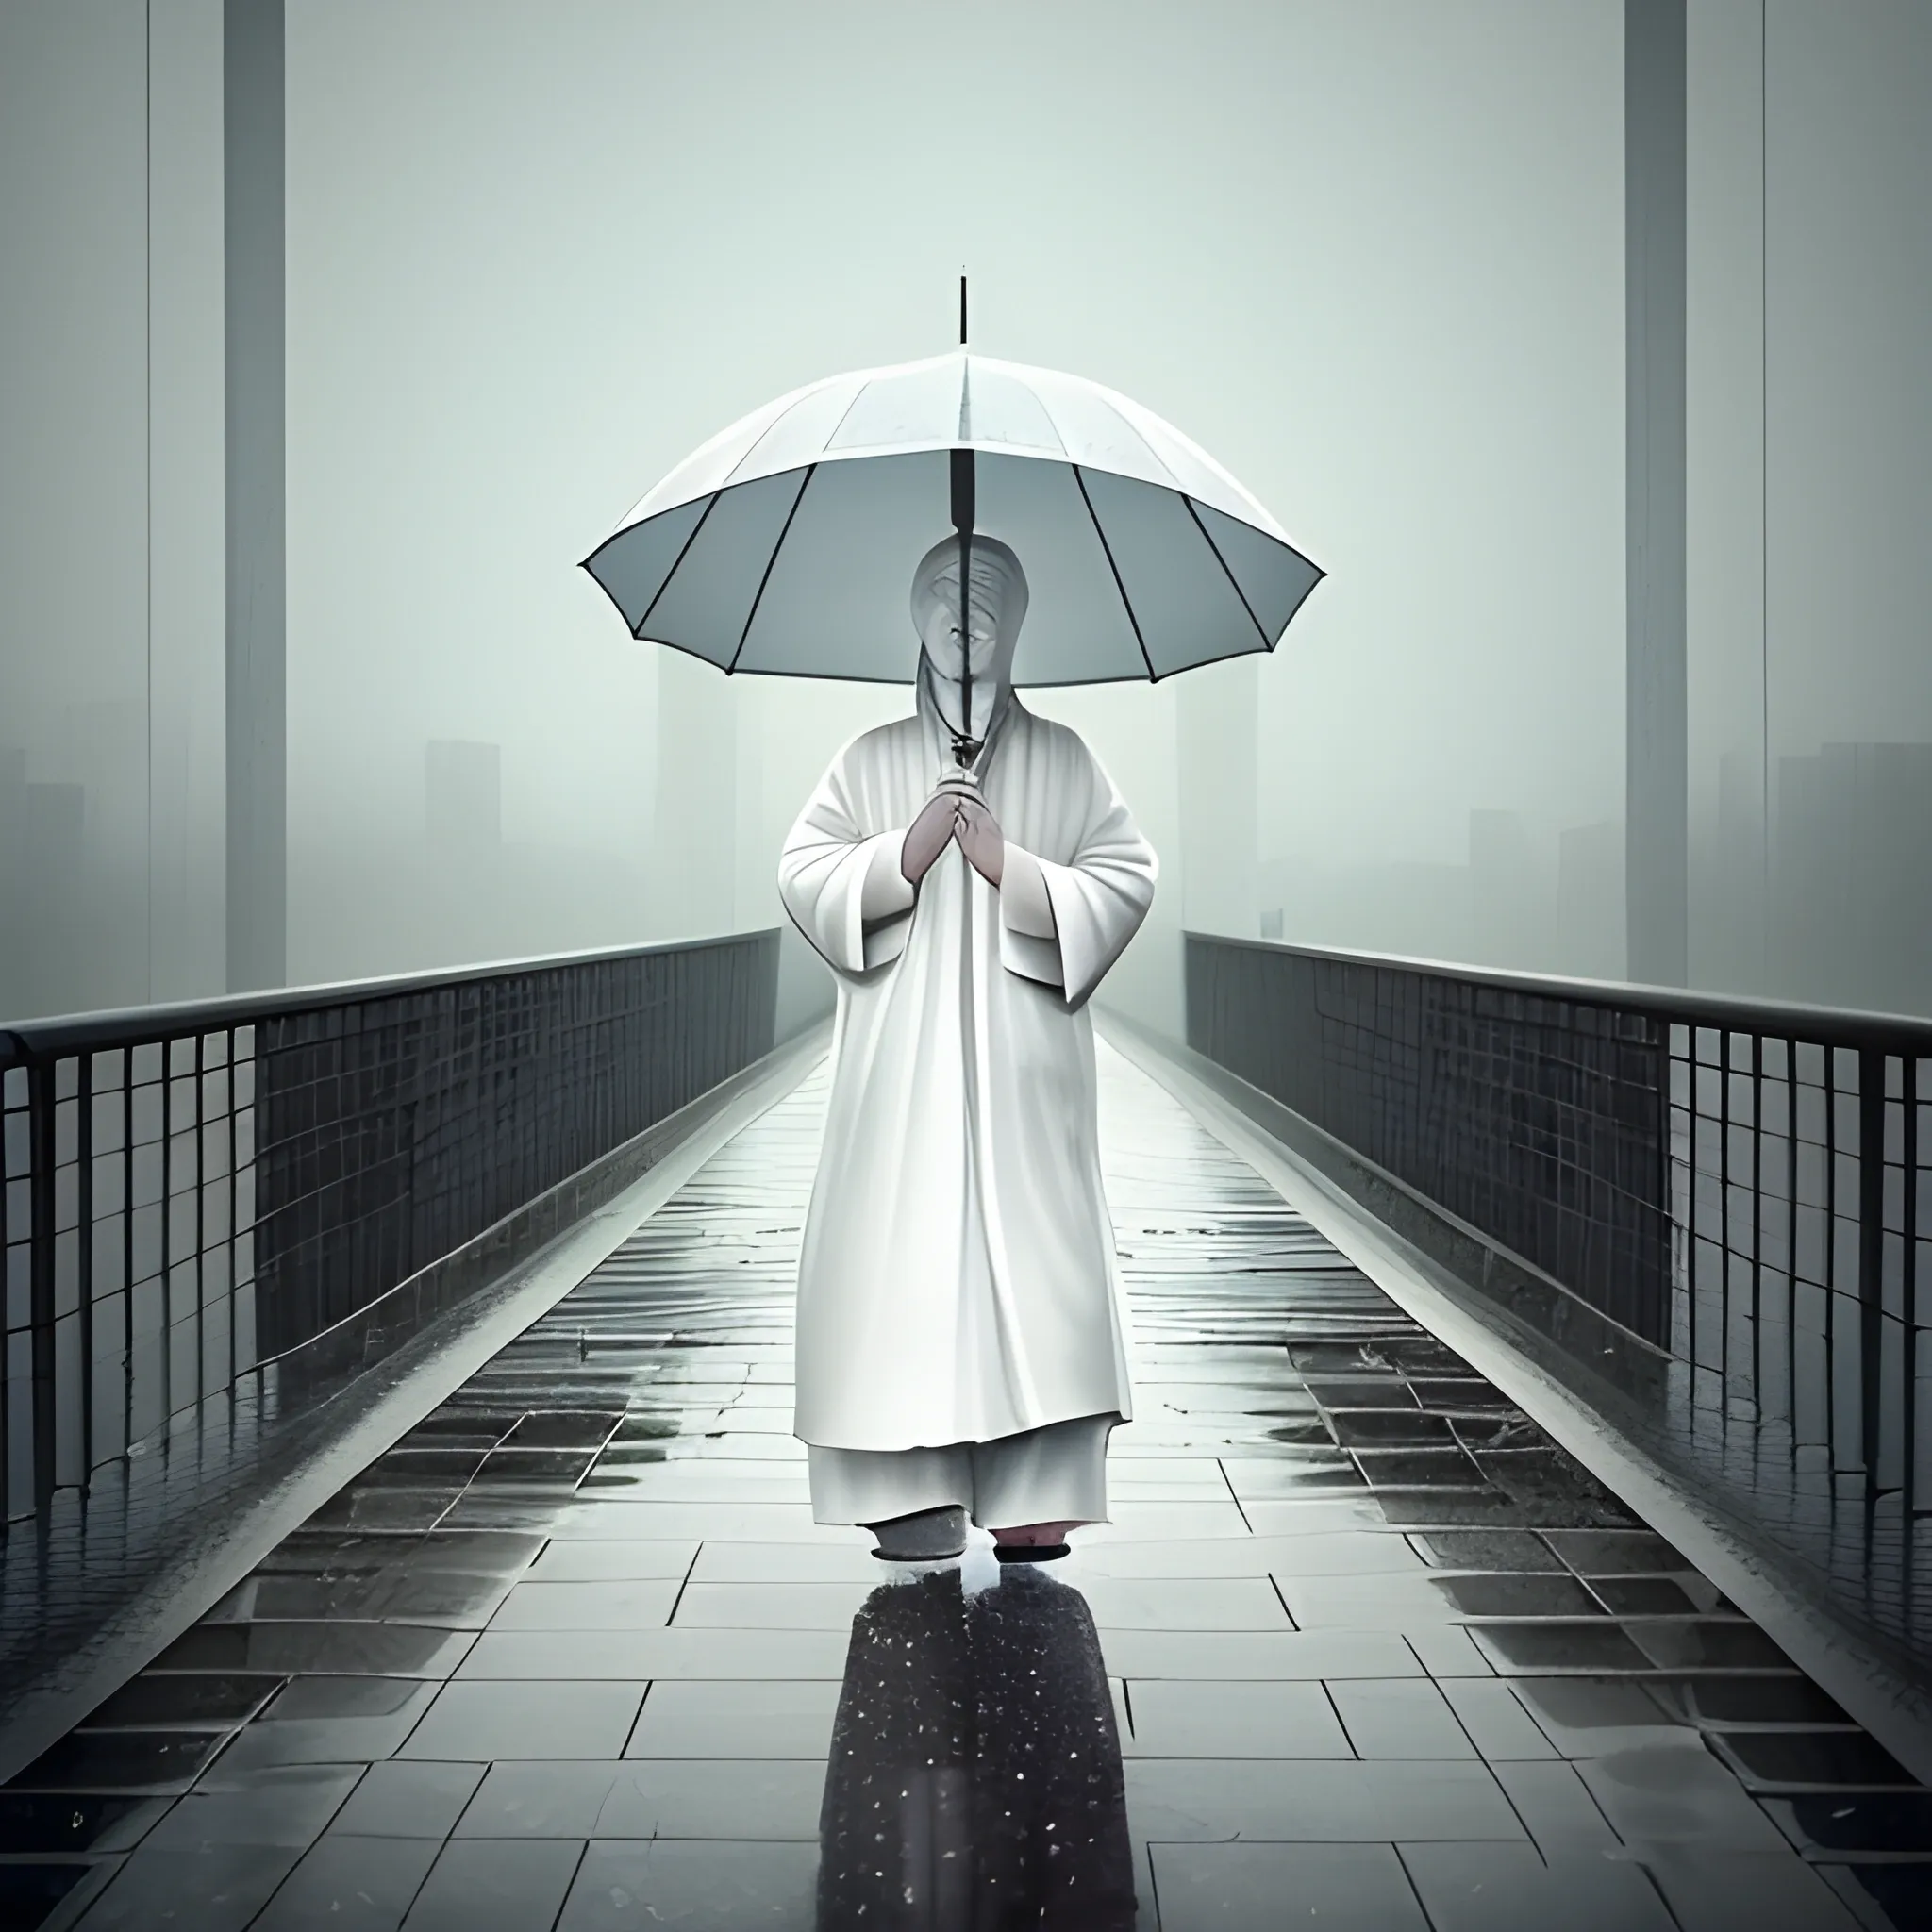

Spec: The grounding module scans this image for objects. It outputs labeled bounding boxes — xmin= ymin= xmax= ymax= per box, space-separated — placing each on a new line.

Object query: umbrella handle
xmin=950 ymin=447 xmax=976 ymax=766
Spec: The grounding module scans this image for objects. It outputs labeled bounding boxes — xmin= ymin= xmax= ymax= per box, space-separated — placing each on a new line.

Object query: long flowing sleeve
xmin=999 ymin=738 xmax=1157 ymax=1008
xmin=778 ymin=746 xmax=913 ymax=976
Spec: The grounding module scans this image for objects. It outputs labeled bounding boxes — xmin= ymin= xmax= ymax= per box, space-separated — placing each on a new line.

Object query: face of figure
xmin=916 ymin=558 xmax=1008 ymax=682
xmin=909 ymin=536 xmax=1028 ymax=691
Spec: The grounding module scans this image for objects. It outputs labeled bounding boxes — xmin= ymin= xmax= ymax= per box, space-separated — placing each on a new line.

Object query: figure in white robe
xmin=778 ymin=535 xmax=1158 ymax=1553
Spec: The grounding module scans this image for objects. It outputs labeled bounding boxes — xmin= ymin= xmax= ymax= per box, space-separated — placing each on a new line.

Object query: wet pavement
xmin=2 ymin=1046 xmax=1928 ymax=1930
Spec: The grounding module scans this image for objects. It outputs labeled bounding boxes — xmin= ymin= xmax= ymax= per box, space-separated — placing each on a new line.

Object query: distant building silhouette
xmin=1774 ymin=742 xmax=1932 ymax=1017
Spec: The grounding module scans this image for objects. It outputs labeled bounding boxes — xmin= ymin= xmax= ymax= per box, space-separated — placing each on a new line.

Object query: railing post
xmin=1858 ymin=1045 xmax=1885 ymax=1490
xmin=27 ymin=1059 xmax=56 ymax=1508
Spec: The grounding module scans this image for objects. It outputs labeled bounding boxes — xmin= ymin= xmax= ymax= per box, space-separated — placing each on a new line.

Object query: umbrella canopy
xmin=581 ymin=349 xmax=1322 ymax=686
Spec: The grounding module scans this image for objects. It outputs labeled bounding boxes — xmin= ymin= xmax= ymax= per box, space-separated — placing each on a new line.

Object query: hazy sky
xmin=283 ymin=0 xmax=1628 ymax=904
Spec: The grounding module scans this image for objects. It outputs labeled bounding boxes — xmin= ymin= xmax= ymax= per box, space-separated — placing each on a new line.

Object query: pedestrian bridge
xmin=0 ymin=932 xmax=1927 ymax=1930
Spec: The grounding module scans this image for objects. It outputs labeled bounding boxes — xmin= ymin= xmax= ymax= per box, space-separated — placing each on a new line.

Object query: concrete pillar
xmin=1685 ymin=0 xmax=1768 ymax=995
xmin=225 ymin=0 xmax=287 ymax=991
xmin=150 ymin=0 xmax=230 ymax=1002
xmin=1624 ymin=0 xmax=1690 ymax=987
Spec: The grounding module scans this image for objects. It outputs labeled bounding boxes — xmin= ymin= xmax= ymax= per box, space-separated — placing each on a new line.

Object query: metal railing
xmin=1186 ymin=935 xmax=1932 ymax=1581
xmin=0 ymin=931 xmax=780 ymax=1525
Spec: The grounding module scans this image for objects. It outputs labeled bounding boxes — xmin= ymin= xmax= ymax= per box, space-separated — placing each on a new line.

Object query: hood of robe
xmin=911 ymin=534 xmax=1029 ymax=769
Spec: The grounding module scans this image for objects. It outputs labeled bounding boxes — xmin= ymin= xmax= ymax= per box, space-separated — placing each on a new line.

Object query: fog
xmin=3 ymin=0 xmax=1928 ymax=1029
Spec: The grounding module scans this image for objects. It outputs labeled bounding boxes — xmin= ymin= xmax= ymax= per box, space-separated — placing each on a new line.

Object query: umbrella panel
xmin=587 ymin=449 xmax=1319 ymax=687
xmin=583 ymin=493 xmax=708 ymax=639
xmin=643 ymin=468 xmax=811 ymax=669
xmin=1193 ymin=499 xmax=1324 ymax=647
xmin=1077 ymin=464 xmax=1269 ymax=679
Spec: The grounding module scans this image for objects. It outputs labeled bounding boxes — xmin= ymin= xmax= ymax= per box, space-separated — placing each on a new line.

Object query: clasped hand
xmin=901 ymin=774 xmax=1004 ymax=888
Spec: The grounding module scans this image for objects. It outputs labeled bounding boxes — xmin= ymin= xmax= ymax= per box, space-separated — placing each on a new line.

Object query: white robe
xmin=779 ymin=695 xmax=1158 ymax=1452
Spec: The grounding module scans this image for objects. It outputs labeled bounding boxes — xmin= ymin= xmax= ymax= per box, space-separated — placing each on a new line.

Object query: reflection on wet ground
xmin=2 ymin=1048 xmax=1928 ymax=1929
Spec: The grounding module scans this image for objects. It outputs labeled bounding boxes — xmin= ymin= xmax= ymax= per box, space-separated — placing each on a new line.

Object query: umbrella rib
xmin=1183 ymin=496 xmax=1272 ymax=650
xmin=636 ymin=491 xmax=722 ymax=638
xmin=726 ymin=463 xmax=816 ymax=675
xmin=1073 ymin=466 xmax=1158 ymax=682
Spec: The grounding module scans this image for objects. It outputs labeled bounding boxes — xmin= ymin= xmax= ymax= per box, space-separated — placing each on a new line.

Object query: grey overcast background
xmin=2 ymin=0 xmax=1928 ymax=1031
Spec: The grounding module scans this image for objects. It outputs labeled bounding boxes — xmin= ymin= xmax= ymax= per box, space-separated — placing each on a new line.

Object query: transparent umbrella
xmin=582 ymin=316 xmax=1323 ymax=698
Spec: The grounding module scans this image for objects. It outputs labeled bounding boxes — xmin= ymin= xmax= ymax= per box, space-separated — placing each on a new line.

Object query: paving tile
xmin=80 ymin=1673 xmax=285 ymax=1731
xmin=1351 ymin=1448 xmax=1488 ymax=1489
xmin=670 ymin=1580 xmax=870 ymax=1628
xmin=399 ymin=1680 xmax=644 ymax=1760
xmin=1589 ymin=1575 xmax=1709 ymax=1615
xmin=400 ymin=1837 xmax=584 ymax=1932
xmin=1637 ymin=1846 xmax=1865 ymax=1931
xmin=1487 ymin=1758 xmax=1621 ymax=1856
xmin=521 ymin=1540 xmax=698 ymax=1581
xmin=1077 ymin=1501 xmax=1255 ymax=1541
xmin=1404 ymin=1626 xmax=1494 ymax=1677
xmin=684 ymin=1541 xmax=883 ymax=1584
xmin=1329 ymin=1409 xmax=1463 ymax=1447
xmin=1711 ymin=1728 xmax=1917 ymax=1790
xmin=487 ymin=1579 xmax=682 ymax=1630
xmin=1120 ymin=1680 xmax=1353 ymax=1758
xmin=139 ymin=1763 xmax=363 ymax=1845
xmin=1124 ymin=1758 xmax=1522 ymax=1842
xmin=1815 ymin=1863 xmax=1932 ymax=1932
xmin=529 ymin=1500 xmax=849 ymax=1542
xmin=571 ymin=1461 xmax=810 ymax=1502
xmin=1675 ymin=1674 xmax=1853 ymax=1727
xmin=1574 ymin=1741 xmax=1795 ymax=1852
xmin=1219 ymin=1454 xmax=1368 ymax=1497
xmin=592 ymin=1760 xmax=824 ymax=1840
xmin=624 ymin=1679 xmax=841 ymax=1759
xmin=251 ymin=1832 xmax=443 ymax=1931
xmin=453 ymin=1760 xmax=619 ymax=1838
xmin=210 ymin=1568 xmax=517 ymax=1627
xmin=328 ymin=1761 xmax=486 ymax=1840
xmin=1065 ymin=1536 xmax=1274 ymax=1580
xmin=148 ymin=1624 xmax=475 ymax=1679
xmin=0 ymin=1862 xmax=118 ymax=1929
xmin=1427 ymin=1572 xmax=1606 ymax=1617
xmin=77 ymin=1841 xmax=308 ymax=1932
xmin=1095 ymin=1457 xmax=1239 ymax=1499
xmin=1399 ymin=1840 xmax=1675 ymax=1931
xmin=211 ymin=1676 xmax=441 ymax=1769
xmin=454 ymin=1627 xmax=848 ymax=1679
xmin=555 ymin=1840 xmax=820 ymax=1930
xmin=1081 ymin=1576 xmax=1291 ymax=1630
xmin=1437 ymin=1678 xmax=1559 ymax=1760
xmin=1625 ymin=1619 xmax=1793 ymax=1671
xmin=1466 ymin=1621 xmax=1656 ymax=1674
xmin=1328 ymin=1679 xmax=1477 ymax=1759
xmin=1541 ymin=1531 xmax=1693 ymax=1576
xmin=1260 ymin=1531 xmax=1428 ymax=1577
xmin=1150 ymin=1841 xmax=1430 ymax=1932
xmin=0 ymin=1793 xmax=172 ymax=1857
xmin=1507 ymin=1676 xmax=1693 ymax=1757
xmin=5 ymin=1731 xmax=226 ymax=1793
xmin=1407 ymin=1530 xmax=1565 ymax=1571
xmin=1097 ymin=1627 xmax=1423 ymax=1680
xmin=1241 ymin=1497 xmax=1407 ymax=1537
xmin=1274 ymin=1573 xmax=1467 ymax=1627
